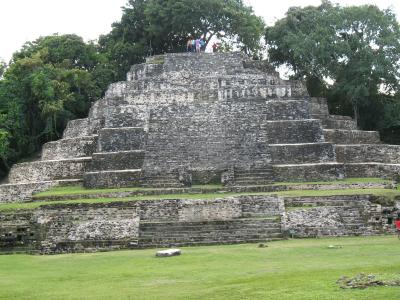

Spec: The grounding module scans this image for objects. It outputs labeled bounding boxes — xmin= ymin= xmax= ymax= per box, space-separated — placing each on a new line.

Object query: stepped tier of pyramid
xmin=1 ymin=52 xmax=399 ymax=203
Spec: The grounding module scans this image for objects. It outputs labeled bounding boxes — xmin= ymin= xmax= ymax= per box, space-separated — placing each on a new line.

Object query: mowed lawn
xmin=0 ymin=236 xmax=399 ymax=299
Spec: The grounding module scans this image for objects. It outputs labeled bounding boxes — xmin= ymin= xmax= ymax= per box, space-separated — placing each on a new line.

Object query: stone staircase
xmin=138 ymin=218 xmax=283 ymax=247
xmin=231 ymin=166 xmax=274 ymax=186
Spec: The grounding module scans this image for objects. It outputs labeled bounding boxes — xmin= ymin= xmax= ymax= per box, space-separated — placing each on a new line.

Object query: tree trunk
xmin=352 ymin=99 xmax=359 ymax=127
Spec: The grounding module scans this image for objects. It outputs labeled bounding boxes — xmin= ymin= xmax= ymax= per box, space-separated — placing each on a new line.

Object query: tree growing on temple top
xmin=99 ymin=0 xmax=265 ymax=80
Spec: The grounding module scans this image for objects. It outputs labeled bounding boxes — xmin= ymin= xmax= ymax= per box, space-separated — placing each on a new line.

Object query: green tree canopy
xmin=99 ymin=0 xmax=265 ymax=79
xmin=265 ymin=1 xmax=400 ymax=127
xmin=0 ymin=60 xmax=5 ymax=78
xmin=0 ymin=34 xmax=111 ymax=177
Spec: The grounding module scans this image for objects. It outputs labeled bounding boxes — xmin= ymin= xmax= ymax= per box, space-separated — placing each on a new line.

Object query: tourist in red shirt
xmin=395 ymin=218 xmax=400 ymax=239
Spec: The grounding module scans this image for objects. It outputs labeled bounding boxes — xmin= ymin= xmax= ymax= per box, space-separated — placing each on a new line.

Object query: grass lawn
xmin=0 ymin=236 xmax=399 ymax=299
xmin=34 ymin=178 xmax=392 ymax=198
xmin=2 ymin=187 xmax=400 ymax=212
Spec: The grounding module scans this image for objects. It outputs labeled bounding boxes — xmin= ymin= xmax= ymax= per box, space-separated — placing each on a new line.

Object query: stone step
xmin=322 ymin=118 xmax=357 ymax=130
xmin=98 ymin=127 xmax=146 ymax=152
xmin=336 ymin=144 xmax=400 ymax=164
xmin=260 ymin=120 xmax=324 ymax=144
xmin=63 ymin=118 xmax=91 ymax=138
xmin=329 ymin=115 xmax=353 ymax=121
xmin=103 ymin=106 xmax=147 ymax=128
xmin=273 ymin=162 xmax=345 ymax=182
xmin=140 ymin=226 xmax=282 ymax=234
xmin=138 ymin=236 xmax=285 ymax=248
xmin=0 ymin=179 xmax=83 ymax=204
xmin=323 ymin=129 xmax=381 ymax=144
xmin=309 ymin=97 xmax=329 ymax=116
xmin=8 ymin=158 xmax=91 ymax=184
xmin=269 ymin=143 xmax=335 ymax=164
xmin=344 ymin=163 xmax=400 ymax=179
xmin=89 ymin=150 xmax=145 ymax=171
xmin=41 ymin=135 xmax=98 ymax=160
xmin=83 ymin=169 xmax=142 ymax=188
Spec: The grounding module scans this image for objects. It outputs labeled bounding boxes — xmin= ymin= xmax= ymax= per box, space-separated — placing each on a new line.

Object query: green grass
xmin=0 ymin=236 xmax=399 ymax=299
xmin=2 ymin=188 xmax=400 ymax=212
xmin=34 ymin=178 xmax=391 ymax=198
xmin=34 ymin=184 xmax=224 ymax=197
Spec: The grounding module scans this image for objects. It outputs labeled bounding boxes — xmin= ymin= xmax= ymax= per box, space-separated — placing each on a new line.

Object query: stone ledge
xmin=8 ymin=158 xmax=92 ymax=184
xmin=323 ymin=129 xmax=381 ymax=144
xmin=273 ymin=163 xmax=345 ymax=182
xmin=84 ymin=169 xmax=142 ymax=188
xmin=336 ymin=144 xmax=400 ymax=164
xmin=269 ymin=143 xmax=335 ymax=164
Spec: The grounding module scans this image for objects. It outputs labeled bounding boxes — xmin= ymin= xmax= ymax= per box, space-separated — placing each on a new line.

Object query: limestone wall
xmin=284 ymin=195 xmax=383 ymax=237
xmin=41 ymin=136 xmax=97 ymax=160
xmin=1 ymin=193 xmax=395 ymax=254
xmin=8 ymin=158 xmax=91 ymax=183
xmin=0 ymin=181 xmax=57 ymax=204
xmin=336 ymin=145 xmax=400 ymax=164
xmin=0 ymin=195 xmax=283 ymax=253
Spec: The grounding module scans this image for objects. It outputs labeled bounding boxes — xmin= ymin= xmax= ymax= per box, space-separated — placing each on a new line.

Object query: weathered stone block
xmin=324 ymin=129 xmax=381 ymax=144
xmin=98 ymin=127 xmax=146 ymax=152
xmin=83 ymin=169 xmax=142 ymax=188
xmin=63 ymin=118 xmax=91 ymax=138
xmin=8 ymin=158 xmax=91 ymax=184
xmin=273 ymin=163 xmax=345 ymax=182
xmin=262 ymin=120 xmax=324 ymax=144
xmin=336 ymin=145 xmax=400 ymax=164
xmin=269 ymin=143 xmax=335 ymax=164
xmin=89 ymin=150 xmax=145 ymax=171
xmin=41 ymin=136 xmax=98 ymax=160
xmin=344 ymin=163 xmax=400 ymax=178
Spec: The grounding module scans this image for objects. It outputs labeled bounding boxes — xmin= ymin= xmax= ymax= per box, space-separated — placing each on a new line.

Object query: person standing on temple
xmin=195 ymin=38 xmax=201 ymax=53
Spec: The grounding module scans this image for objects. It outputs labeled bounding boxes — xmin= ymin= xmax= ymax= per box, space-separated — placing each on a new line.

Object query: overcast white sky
xmin=0 ymin=0 xmax=399 ymax=62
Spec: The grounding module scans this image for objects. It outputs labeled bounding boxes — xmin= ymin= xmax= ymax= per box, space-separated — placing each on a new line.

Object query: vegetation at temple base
xmin=0 ymin=236 xmax=399 ymax=299
xmin=0 ymin=34 xmax=114 ymax=177
xmin=265 ymin=1 xmax=400 ymax=141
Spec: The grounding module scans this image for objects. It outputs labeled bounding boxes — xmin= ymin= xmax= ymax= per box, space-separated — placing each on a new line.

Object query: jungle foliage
xmin=265 ymin=1 xmax=400 ymax=139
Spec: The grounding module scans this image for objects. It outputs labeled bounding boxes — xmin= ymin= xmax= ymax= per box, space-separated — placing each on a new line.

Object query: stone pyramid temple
xmin=0 ymin=52 xmax=399 ymax=253
xmin=1 ymin=52 xmax=399 ymax=201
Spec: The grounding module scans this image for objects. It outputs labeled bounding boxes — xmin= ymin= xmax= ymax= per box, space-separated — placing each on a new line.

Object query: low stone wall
xmin=0 ymin=195 xmax=283 ymax=253
xmin=284 ymin=195 xmax=383 ymax=237
xmin=0 ymin=181 xmax=58 ymax=204
xmin=0 ymin=193 xmax=395 ymax=254
xmin=35 ymin=202 xmax=140 ymax=254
